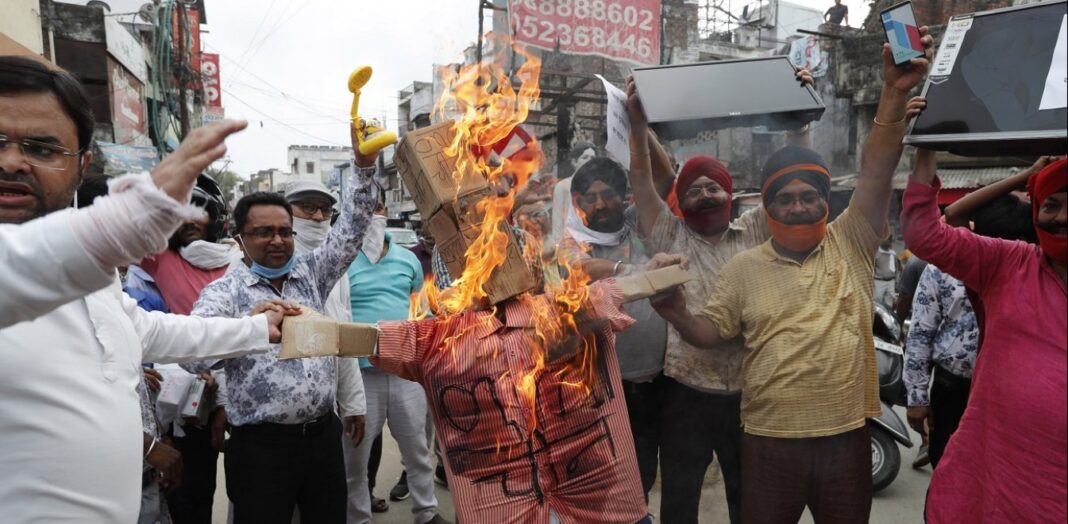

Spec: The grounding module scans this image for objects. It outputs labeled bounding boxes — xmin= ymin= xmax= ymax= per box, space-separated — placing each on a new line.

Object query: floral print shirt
xmin=188 ymin=167 xmax=376 ymax=426
xmin=904 ymin=264 xmax=979 ymax=406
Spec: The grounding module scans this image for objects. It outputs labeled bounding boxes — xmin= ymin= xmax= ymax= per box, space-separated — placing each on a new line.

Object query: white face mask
xmin=292 ymin=217 xmax=331 ymax=253
xmin=179 ymin=239 xmax=242 ymax=270
xmin=361 ymin=215 xmax=388 ymax=263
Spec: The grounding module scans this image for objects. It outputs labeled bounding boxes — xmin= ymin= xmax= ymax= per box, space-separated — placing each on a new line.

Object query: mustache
xmin=0 ymin=170 xmax=44 ymax=197
xmin=694 ymin=200 xmax=725 ymax=212
xmin=1038 ymin=221 xmax=1068 ymax=235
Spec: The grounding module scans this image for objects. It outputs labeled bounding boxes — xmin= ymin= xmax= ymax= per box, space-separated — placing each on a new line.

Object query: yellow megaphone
xmin=348 ymin=65 xmax=397 ymax=156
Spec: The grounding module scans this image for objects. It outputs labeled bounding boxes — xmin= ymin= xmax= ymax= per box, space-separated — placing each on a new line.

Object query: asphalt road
xmin=212 ymin=406 xmax=932 ymax=523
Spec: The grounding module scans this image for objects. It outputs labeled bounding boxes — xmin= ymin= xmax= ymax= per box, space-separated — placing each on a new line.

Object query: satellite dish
xmin=86 ymin=0 xmax=111 ymax=12
xmin=137 ymin=3 xmax=156 ymax=22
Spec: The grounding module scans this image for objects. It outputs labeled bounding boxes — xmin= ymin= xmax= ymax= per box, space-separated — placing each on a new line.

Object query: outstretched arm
xmin=651 ymin=287 xmax=725 ymax=349
xmin=852 ymin=27 xmax=934 ymax=233
xmin=647 ymin=129 xmax=676 ymax=200
xmin=944 ymin=156 xmax=1060 ymax=227
xmin=626 ymin=77 xmax=663 ymax=240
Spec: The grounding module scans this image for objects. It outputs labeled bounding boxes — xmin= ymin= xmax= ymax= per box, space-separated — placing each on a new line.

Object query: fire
xmin=412 ymin=36 xmax=602 ymax=435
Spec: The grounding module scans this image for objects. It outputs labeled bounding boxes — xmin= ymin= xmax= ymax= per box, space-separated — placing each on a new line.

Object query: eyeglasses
xmin=295 ymin=202 xmax=334 ymax=216
xmin=771 ymin=191 xmax=822 ymax=208
xmin=578 ymin=188 xmax=621 ymax=206
xmin=685 ymin=185 xmax=723 ymax=199
xmin=0 ymin=134 xmax=80 ymax=171
xmin=242 ymin=227 xmax=296 ymax=240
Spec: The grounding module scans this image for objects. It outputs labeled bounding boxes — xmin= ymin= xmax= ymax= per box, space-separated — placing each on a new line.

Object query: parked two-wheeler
xmin=869 ymin=301 xmax=913 ymax=492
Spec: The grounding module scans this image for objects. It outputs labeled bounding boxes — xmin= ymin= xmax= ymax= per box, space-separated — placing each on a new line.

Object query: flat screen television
xmin=632 ymin=56 xmax=825 ymax=141
xmin=904 ymin=0 xmax=1068 ymax=156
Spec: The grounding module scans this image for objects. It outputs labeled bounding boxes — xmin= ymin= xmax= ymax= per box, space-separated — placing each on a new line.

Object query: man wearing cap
xmin=903 ymin=150 xmax=1066 ymax=523
xmin=649 ymin=28 xmax=934 ymax=521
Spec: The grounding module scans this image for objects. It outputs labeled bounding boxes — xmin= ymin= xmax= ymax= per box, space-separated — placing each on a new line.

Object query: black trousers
xmin=929 ymin=367 xmax=972 ymax=468
xmin=368 ymin=432 xmax=383 ymax=491
xmin=166 ymin=425 xmax=218 ymax=524
xmin=225 ymin=414 xmax=347 ymax=524
xmin=658 ymin=377 xmax=743 ymax=524
xmin=621 ymin=374 xmax=668 ymax=499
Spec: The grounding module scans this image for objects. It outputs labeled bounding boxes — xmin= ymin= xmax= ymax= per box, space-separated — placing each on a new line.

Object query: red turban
xmin=675 ymin=155 xmax=733 ymax=236
xmin=1028 ymin=158 xmax=1068 ymax=263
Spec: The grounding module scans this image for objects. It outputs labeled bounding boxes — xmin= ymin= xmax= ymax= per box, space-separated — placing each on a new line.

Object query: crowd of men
xmin=0 ymin=16 xmax=1065 ymax=524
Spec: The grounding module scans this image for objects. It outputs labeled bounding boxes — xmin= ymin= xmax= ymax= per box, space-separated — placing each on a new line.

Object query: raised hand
xmin=150 ymin=120 xmax=247 ymax=202
xmin=625 ymin=76 xmax=649 ymax=133
xmin=795 ymin=67 xmax=815 ymax=89
xmin=882 ymin=25 xmax=935 ymax=93
xmin=905 ymin=96 xmax=927 ymax=122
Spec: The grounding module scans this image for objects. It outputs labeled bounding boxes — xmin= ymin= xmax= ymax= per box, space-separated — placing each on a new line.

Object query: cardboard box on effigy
xmin=395 ymin=120 xmax=536 ymax=305
xmin=278 ymin=307 xmax=378 ymax=360
xmin=393 ymin=121 xmax=487 ymax=219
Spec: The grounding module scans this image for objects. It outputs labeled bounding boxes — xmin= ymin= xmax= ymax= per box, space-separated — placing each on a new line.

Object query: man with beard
xmin=647 ymin=28 xmax=934 ymax=521
xmin=903 ymin=151 xmax=1066 ymax=523
xmin=623 ymin=105 xmax=768 ymax=524
xmin=557 ymin=157 xmax=668 ymax=502
xmin=549 ymin=142 xmax=597 ymax=244
xmin=0 ymin=55 xmax=291 ymax=523
xmin=187 ymin=138 xmax=377 ymax=522
xmin=136 ymin=174 xmax=238 ymax=524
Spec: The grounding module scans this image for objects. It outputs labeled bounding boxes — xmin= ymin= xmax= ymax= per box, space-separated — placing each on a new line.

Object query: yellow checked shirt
xmin=700 ymin=207 xmax=884 ymax=438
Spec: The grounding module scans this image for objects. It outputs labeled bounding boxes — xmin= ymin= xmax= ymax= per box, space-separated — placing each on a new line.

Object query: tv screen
xmin=632 ymin=56 xmax=825 ymax=140
xmin=905 ymin=0 xmax=1067 ymax=156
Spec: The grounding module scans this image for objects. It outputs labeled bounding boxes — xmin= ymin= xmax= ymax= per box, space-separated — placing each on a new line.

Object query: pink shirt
xmin=139 ymin=250 xmax=227 ymax=315
xmin=374 ymin=282 xmax=647 ymax=524
xmin=902 ymin=178 xmax=1067 ymax=523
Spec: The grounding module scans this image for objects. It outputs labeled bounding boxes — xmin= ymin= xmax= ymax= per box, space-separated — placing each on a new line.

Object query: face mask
xmin=1036 ymin=225 xmax=1068 ymax=264
xmin=293 ymin=217 xmax=330 ymax=253
xmin=362 ymin=215 xmax=388 ymax=263
xmin=179 ymin=239 xmax=240 ymax=270
xmin=236 ymin=235 xmax=298 ymax=280
xmin=683 ymin=202 xmax=732 ymax=237
xmin=766 ymin=209 xmax=828 ymax=253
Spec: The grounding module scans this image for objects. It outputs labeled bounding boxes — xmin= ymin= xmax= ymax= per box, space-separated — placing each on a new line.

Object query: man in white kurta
xmin=0 ymin=55 xmax=281 ymax=523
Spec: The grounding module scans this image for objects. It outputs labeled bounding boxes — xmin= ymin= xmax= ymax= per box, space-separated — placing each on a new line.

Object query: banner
xmin=509 ymin=0 xmax=661 ymax=65
xmin=201 ymin=53 xmax=222 ymax=108
xmin=787 ymin=35 xmax=828 ymax=78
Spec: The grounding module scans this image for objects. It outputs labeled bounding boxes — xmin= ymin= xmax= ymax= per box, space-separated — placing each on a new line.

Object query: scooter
xmin=869 ymin=301 xmax=913 ymax=492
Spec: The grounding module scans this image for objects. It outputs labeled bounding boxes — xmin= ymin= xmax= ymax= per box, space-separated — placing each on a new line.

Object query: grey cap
xmin=284 ymin=180 xmax=337 ymax=204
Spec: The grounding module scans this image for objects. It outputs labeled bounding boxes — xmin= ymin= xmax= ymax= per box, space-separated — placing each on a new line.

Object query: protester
xmin=549 ymin=141 xmax=597 ymax=243
xmin=622 ymin=68 xmax=812 ymax=523
xmin=0 ymin=56 xmax=291 ymax=523
xmin=343 ymin=215 xmax=446 ymax=524
xmin=902 ymin=150 xmax=1066 ymax=522
xmin=648 ymin=30 xmax=934 ymax=522
xmin=824 ymin=0 xmax=849 ymax=26
xmin=557 ymin=157 xmax=669 ymax=502
xmin=186 ymin=137 xmax=377 ymax=522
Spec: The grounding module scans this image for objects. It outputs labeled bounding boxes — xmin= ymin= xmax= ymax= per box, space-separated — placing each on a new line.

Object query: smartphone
xmin=881 ymin=1 xmax=924 ymax=66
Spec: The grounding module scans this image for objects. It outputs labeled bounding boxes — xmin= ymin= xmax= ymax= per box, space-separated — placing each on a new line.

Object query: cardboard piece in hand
xmin=615 ymin=265 xmax=694 ymax=304
xmin=279 ymin=306 xmax=378 ymax=360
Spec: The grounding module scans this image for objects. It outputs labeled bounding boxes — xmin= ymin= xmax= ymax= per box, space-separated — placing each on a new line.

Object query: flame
xmin=411 ymin=36 xmax=603 ymax=435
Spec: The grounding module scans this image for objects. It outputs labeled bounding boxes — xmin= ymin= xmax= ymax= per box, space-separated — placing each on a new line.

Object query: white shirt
xmin=0 ymin=200 xmax=270 ymax=522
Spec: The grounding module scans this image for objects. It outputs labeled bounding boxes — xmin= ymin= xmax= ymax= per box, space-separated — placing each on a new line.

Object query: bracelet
xmin=612 ymin=261 xmax=623 ymax=275
xmin=872 ymin=116 xmax=907 ymax=127
xmin=144 ymin=438 xmax=158 ymax=460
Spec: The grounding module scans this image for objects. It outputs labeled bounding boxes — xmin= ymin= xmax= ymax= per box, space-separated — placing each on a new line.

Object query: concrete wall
xmin=286 ymin=145 xmax=354 ymax=185
xmin=0 ymin=0 xmax=45 ymax=54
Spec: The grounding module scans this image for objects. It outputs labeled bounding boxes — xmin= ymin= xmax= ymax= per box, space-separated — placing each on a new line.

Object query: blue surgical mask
xmin=237 ymin=235 xmax=298 ymax=280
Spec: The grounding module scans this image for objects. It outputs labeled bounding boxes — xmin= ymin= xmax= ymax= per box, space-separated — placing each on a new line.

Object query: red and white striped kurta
xmin=374 ymin=281 xmax=647 ymax=524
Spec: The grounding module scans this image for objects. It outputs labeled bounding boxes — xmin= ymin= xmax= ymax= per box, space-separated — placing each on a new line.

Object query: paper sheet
xmin=1039 ymin=15 xmax=1068 ymax=111
xmin=596 ymin=75 xmax=631 ymax=168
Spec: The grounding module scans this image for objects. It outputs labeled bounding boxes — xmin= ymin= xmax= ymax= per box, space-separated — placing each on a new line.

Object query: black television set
xmin=904 ymin=0 xmax=1068 ymax=156
xmin=631 ymin=56 xmax=825 ymax=141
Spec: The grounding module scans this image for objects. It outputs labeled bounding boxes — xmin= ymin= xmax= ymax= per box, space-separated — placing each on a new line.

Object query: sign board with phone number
xmin=509 ymin=0 xmax=661 ymax=65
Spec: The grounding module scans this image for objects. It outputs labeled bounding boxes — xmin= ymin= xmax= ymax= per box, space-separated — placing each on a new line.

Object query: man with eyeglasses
xmin=648 ymin=28 xmax=934 ymax=521
xmin=187 ymin=140 xmax=378 ymax=523
xmin=0 ymin=56 xmax=292 ymax=523
xmin=555 ymin=157 xmax=670 ymax=505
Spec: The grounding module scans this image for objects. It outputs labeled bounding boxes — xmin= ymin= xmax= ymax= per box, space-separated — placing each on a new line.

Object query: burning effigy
xmin=306 ymin=39 xmax=687 ymax=523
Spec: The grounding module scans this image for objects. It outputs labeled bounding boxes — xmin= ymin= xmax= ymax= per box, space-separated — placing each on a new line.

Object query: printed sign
xmin=201 ymin=53 xmax=222 ymax=108
xmin=509 ymin=0 xmax=661 ymax=65
xmin=930 ymin=17 xmax=973 ymax=79
xmin=1039 ymin=15 xmax=1067 ymax=111
xmin=595 ymin=74 xmax=630 ymax=168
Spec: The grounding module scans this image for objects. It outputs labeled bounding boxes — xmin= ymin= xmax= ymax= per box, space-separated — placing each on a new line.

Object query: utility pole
xmin=177 ymin=3 xmax=190 ymax=138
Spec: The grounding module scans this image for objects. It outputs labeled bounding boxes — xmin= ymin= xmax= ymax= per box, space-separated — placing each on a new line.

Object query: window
xmin=305 ymin=162 xmax=315 ymax=174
